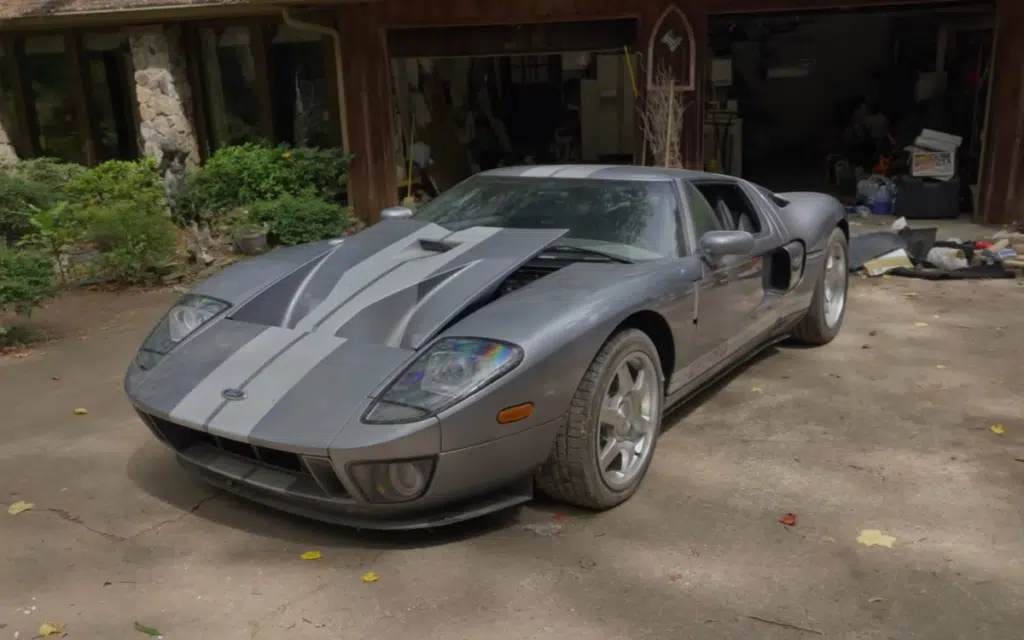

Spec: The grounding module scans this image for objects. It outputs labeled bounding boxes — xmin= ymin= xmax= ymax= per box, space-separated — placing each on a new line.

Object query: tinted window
xmin=413 ymin=176 xmax=681 ymax=260
xmin=693 ymin=183 xmax=764 ymax=234
xmin=683 ymin=181 xmax=722 ymax=239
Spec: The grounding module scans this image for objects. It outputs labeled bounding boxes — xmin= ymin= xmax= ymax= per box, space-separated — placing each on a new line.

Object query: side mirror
xmin=381 ymin=206 xmax=414 ymax=220
xmin=699 ymin=230 xmax=755 ymax=259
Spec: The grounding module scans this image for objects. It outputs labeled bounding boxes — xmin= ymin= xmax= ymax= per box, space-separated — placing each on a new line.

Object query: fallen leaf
xmin=868 ymin=597 xmax=886 ymax=604
xmin=990 ymin=424 xmax=1005 ymax=435
xmin=779 ymin=513 xmax=797 ymax=526
xmin=361 ymin=571 xmax=380 ymax=583
xmin=300 ymin=551 xmax=322 ymax=561
xmin=552 ymin=513 xmax=565 ymax=520
xmin=73 ymin=408 xmax=88 ymax=415
xmin=857 ymin=529 xmax=896 ymax=548
xmin=7 ymin=501 xmax=34 ymax=515
xmin=669 ymin=573 xmax=682 ymax=582
xmin=751 ymin=387 xmax=764 ymax=393
xmin=904 ymin=292 xmax=917 ymax=297
xmin=134 ymin=621 xmax=162 ymax=637
xmin=38 ymin=622 xmax=65 ymax=637
xmin=936 ymin=364 xmax=947 ymax=369
xmin=914 ymin=322 xmax=929 ymax=327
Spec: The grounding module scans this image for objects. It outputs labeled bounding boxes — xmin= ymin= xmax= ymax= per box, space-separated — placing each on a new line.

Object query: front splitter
xmin=178 ymin=455 xmax=534 ymax=531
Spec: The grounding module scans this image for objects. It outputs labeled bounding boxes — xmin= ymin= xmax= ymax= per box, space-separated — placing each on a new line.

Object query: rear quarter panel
xmin=769 ymin=191 xmax=847 ymax=253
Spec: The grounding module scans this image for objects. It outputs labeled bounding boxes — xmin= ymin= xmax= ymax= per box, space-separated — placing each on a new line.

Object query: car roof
xmin=478 ymin=165 xmax=730 ymax=182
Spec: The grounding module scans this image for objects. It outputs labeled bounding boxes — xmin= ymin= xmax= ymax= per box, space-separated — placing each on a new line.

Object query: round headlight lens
xmin=387 ymin=462 xmax=427 ymax=498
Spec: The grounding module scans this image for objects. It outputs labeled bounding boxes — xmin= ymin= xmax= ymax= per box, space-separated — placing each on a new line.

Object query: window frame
xmin=677 ymin=178 xmax=725 ymax=255
xmin=689 ymin=178 xmax=772 ymax=239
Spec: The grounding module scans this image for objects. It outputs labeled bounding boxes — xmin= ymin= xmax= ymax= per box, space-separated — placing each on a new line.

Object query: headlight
xmin=136 ymin=295 xmax=229 ymax=367
xmin=363 ymin=337 xmax=523 ymax=424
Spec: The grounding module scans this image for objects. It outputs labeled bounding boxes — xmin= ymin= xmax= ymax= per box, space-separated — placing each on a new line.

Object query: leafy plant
xmin=0 ymin=172 xmax=54 ymax=243
xmin=65 ymin=159 xmax=176 ymax=285
xmin=13 ymin=157 xmax=86 ymax=194
xmin=249 ymin=193 xmax=350 ymax=246
xmin=0 ymin=246 xmax=57 ymax=317
xmin=182 ymin=143 xmax=352 ymax=221
xmin=87 ymin=200 xmax=177 ymax=284
xmin=21 ymin=201 xmax=87 ymax=285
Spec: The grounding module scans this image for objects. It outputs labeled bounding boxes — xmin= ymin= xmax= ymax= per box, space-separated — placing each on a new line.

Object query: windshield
xmin=412 ymin=176 xmax=681 ymax=261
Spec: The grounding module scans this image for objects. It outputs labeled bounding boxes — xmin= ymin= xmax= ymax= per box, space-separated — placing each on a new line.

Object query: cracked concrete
xmin=2 ymin=277 xmax=1023 ymax=639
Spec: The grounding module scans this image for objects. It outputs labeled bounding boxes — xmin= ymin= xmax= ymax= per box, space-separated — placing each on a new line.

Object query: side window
xmin=694 ymin=183 xmax=766 ymax=235
xmin=683 ymin=181 xmax=722 ymax=239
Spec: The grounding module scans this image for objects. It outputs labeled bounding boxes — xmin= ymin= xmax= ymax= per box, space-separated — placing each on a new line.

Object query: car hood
xmin=127 ymin=221 xmax=567 ymax=451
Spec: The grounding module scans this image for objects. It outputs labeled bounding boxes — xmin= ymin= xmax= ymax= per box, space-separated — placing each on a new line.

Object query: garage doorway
xmin=387 ymin=19 xmax=641 ymax=200
xmin=705 ymin=2 xmax=995 ymax=214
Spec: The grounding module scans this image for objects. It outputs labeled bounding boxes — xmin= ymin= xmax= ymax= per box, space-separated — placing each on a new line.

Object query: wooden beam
xmin=3 ymin=36 xmax=40 ymax=157
xmin=181 ymin=25 xmax=212 ymax=159
xmin=387 ymin=18 xmax=640 ymax=58
xmin=707 ymin=0 xmax=979 ymax=15
xmin=65 ymin=32 xmax=100 ymax=166
xmin=248 ymin=24 xmax=276 ymax=144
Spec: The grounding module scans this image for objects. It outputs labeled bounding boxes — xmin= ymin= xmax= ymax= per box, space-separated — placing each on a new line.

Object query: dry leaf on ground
xmin=990 ymin=424 xmax=1006 ymax=435
xmin=779 ymin=513 xmax=797 ymax=526
xmin=39 ymin=622 xmax=65 ymax=637
xmin=361 ymin=571 xmax=380 ymax=583
xmin=857 ymin=529 xmax=896 ymax=548
xmin=7 ymin=501 xmax=34 ymax=515
xmin=914 ymin=322 xmax=929 ymax=327
xmin=751 ymin=387 xmax=764 ymax=393
xmin=300 ymin=551 xmax=322 ymax=561
xmin=73 ymin=408 xmax=88 ymax=415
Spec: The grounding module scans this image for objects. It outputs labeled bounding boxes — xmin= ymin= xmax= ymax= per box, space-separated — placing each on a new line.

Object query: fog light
xmin=349 ymin=458 xmax=435 ymax=503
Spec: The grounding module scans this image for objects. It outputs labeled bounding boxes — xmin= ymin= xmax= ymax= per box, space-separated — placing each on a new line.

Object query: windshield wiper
xmin=541 ymin=244 xmax=633 ymax=264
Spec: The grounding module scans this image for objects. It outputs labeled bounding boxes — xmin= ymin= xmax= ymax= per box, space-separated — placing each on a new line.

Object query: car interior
xmin=693 ymin=184 xmax=763 ymax=235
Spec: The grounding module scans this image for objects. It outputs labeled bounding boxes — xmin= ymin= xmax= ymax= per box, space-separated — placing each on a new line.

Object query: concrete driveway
xmin=2 ymin=277 xmax=1023 ymax=639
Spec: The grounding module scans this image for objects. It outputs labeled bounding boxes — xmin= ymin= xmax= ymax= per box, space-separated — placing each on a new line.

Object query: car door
xmin=679 ymin=180 xmax=767 ymax=375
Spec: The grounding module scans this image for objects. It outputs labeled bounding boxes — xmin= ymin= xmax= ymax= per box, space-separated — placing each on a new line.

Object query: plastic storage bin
xmin=895 ymin=176 xmax=960 ymax=219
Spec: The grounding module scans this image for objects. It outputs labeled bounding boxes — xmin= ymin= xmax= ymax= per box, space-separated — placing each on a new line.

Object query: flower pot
xmin=233 ymin=226 xmax=268 ymax=255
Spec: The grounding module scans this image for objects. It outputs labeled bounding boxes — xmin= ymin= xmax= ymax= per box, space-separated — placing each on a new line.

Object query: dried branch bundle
xmin=638 ymin=64 xmax=693 ymax=168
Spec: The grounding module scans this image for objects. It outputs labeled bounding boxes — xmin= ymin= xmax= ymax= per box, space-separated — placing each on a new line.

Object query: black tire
xmin=792 ymin=227 xmax=849 ymax=346
xmin=534 ymin=329 xmax=664 ymax=510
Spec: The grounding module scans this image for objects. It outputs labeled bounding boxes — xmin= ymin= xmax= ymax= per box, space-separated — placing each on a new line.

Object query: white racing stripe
xmin=313 ymin=226 xmax=502 ymax=336
xmin=206 ymin=332 xmax=347 ymax=441
xmin=520 ymin=166 xmax=568 ymax=177
xmin=294 ymin=223 xmax=451 ymax=332
xmin=168 ymin=327 xmax=300 ymax=429
xmin=553 ymin=165 xmax=606 ymax=178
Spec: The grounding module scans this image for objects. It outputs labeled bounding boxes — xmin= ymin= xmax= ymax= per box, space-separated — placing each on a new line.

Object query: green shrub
xmin=14 ymin=158 xmax=86 ymax=194
xmin=0 ymin=173 xmax=54 ymax=243
xmin=65 ymin=157 xmax=165 ymax=211
xmin=0 ymin=246 xmax=57 ymax=317
xmin=65 ymin=159 xmax=176 ymax=285
xmin=184 ymin=143 xmax=351 ymax=218
xmin=249 ymin=193 xmax=350 ymax=246
xmin=21 ymin=201 xmax=88 ymax=284
xmin=88 ymin=201 xmax=177 ymax=284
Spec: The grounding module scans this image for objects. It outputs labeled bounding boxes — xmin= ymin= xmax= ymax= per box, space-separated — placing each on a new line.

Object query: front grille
xmin=139 ymin=411 xmax=301 ymax=473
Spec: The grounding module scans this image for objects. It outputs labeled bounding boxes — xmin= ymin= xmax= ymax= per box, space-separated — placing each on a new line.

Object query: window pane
xmin=270 ymin=27 xmax=337 ymax=148
xmin=200 ymin=26 xmax=262 ymax=151
xmin=24 ymin=36 xmax=84 ymax=163
xmin=85 ymin=35 xmax=138 ymax=161
xmin=683 ymin=181 xmax=722 ymax=238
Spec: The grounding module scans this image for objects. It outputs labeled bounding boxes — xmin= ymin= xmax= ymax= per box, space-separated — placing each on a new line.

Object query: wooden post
xmin=248 ymin=24 xmax=276 ymax=144
xmin=5 ymin=36 xmax=41 ymax=157
xmin=66 ymin=33 xmax=100 ymax=166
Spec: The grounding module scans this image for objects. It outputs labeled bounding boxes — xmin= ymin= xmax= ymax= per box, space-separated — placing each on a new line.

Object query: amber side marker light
xmin=497 ymin=402 xmax=534 ymax=424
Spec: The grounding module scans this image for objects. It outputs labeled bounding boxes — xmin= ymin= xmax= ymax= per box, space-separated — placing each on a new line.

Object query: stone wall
xmin=128 ymin=26 xmax=200 ymax=169
xmin=0 ymin=111 xmax=19 ymax=167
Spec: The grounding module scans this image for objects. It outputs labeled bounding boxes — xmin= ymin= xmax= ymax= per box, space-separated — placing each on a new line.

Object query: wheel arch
xmin=613 ymin=310 xmax=675 ymax=391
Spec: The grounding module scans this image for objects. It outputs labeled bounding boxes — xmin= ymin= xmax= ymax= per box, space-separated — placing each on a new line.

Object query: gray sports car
xmin=125 ymin=165 xmax=849 ymax=530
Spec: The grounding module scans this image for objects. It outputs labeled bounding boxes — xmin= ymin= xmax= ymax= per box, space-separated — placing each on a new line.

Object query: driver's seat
xmin=714 ymin=199 xmax=736 ymax=231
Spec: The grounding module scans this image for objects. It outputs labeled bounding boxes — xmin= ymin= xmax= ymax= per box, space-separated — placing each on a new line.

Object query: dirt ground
xmin=2 ymin=272 xmax=1023 ymax=639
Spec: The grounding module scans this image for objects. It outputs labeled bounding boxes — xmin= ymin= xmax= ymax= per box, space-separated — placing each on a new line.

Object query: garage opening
xmin=705 ymin=2 xmax=995 ymax=217
xmin=387 ymin=19 xmax=641 ymax=203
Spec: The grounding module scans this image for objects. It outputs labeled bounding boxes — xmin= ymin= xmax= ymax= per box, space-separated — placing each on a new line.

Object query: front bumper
xmin=136 ymin=410 xmax=561 ymax=530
